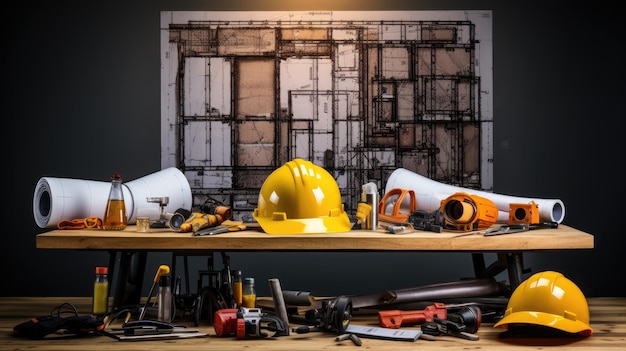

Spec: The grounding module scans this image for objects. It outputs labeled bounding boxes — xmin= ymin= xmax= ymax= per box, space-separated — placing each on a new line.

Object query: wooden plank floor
xmin=0 ymin=297 xmax=624 ymax=350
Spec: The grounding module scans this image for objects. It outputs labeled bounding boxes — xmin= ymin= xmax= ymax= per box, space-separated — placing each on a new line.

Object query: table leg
xmin=504 ymin=252 xmax=526 ymax=288
xmin=471 ymin=252 xmax=528 ymax=290
xmin=107 ymin=251 xmax=117 ymax=306
xmin=110 ymin=251 xmax=147 ymax=312
xmin=471 ymin=253 xmax=507 ymax=279
xmin=471 ymin=253 xmax=487 ymax=277
xmin=171 ymin=253 xmax=193 ymax=296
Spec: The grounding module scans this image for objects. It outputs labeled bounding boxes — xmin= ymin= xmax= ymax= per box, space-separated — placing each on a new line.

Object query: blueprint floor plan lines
xmin=160 ymin=11 xmax=493 ymax=220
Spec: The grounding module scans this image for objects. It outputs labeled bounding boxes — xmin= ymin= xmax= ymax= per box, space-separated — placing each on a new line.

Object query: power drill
xmin=213 ymin=307 xmax=289 ymax=338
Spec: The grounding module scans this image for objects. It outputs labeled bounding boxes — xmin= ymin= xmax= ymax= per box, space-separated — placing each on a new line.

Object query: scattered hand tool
xmin=291 ymin=296 xmax=352 ymax=335
xmin=180 ymin=212 xmax=224 ymax=233
xmin=386 ymin=225 xmax=407 ymax=234
xmin=484 ymin=224 xmax=529 ymax=236
xmin=407 ymin=209 xmax=443 ymax=233
xmin=344 ymin=324 xmax=422 ymax=341
xmin=121 ymin=320 xmax=174 ymax=335
xmin=484 ymin=221 xmax=558 ymax=236
xmin=268 ymin=278 xmax=290 ymax=336
xmin=421 ymin=317 xmax=479 ymax=341
xmin=193 ymin=221 xmax=247 ymax=236
xmin=138 ymin=265 xmax=170 ymax=320
xmin=378 ymin=302 xmax=448 ymax=328
xmin=336 ymin=333 xmax=362 ymax=346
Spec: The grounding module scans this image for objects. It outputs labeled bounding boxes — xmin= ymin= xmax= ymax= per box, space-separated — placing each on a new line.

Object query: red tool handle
xmin=378 ymin=302 xmax=448 ymax=328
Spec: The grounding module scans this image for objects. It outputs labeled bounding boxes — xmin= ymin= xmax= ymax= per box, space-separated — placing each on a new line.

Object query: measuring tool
xmin=344 ymin=324 xmax=422 ymax=341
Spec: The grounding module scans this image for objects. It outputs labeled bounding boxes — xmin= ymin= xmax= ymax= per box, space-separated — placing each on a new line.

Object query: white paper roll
xmin=385 ymin=168 xmax=565 ymax=224
xmin=33 ymin=167 xmax=193 ymax=228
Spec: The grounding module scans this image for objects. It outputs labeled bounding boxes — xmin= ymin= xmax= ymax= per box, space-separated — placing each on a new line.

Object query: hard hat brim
xmin=493 ymin=311 xmax=592 ymax=336
xmin=254 ymin=213 xmax=352 ymax=235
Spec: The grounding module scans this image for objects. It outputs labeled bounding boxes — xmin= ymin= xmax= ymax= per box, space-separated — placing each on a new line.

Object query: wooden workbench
xmin=0 ymin=297 xmax=623 ymax=351
xmin=36 ymin=224 xmax=593 ymax=252
xmin=36 ymin=224 xmax=594 ymax=310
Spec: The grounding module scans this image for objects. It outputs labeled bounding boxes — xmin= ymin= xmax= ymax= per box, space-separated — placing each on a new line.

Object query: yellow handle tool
xmin=138 ymin=265 xmax=170 ymax=320
xmin=178 ymin=212 xmax=223 ymax=233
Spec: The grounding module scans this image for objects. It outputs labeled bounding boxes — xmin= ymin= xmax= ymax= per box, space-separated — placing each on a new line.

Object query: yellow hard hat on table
xmin=253 ymin=158 xmax=352 ymax=234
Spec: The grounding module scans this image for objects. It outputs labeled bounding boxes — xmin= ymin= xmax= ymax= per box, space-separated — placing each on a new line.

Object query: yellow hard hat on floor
xmin=494 ymin=270 xmax=592 ymax=336
xmin=253 ymin=158 xmax=352 ymax=234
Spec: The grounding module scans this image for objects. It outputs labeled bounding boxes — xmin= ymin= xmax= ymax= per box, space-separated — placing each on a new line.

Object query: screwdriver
xmin=194 ymin=224 xmax=247 ymax=236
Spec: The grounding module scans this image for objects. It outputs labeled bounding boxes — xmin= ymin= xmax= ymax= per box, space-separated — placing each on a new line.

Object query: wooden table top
xmin=0 ymin=296 xmax=622 ymax=351
xmin=36 ymin=224 xmax=594 ymax=252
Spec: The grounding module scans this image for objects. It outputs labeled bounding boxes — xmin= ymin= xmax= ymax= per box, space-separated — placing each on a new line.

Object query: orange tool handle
xmin=378 ymin=302 xmax=448 ymax=329
xmin=378 ymin=188 xmax=417 ymax=222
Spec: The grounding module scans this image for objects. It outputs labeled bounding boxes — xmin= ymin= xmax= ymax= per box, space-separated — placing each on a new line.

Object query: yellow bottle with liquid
xmin=103 ymin=173 xmax=127 ymax=230
xmin=241 ymin=277 xmax=256 ymax=308
xmin=92 ymin=266 xmax=109 ymax=315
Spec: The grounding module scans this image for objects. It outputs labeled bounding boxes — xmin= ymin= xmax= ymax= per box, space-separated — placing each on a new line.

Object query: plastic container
xmin=92 ymin=266 xmax=109 ymax=315
xmin=242 ymin=277 xmax=256 ymax=308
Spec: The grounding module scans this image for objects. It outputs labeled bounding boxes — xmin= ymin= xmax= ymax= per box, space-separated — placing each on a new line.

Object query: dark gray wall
xmin=3 ymin=1 xmax=624 ymax=299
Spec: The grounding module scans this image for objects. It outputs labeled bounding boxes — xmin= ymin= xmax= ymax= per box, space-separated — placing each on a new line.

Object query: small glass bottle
xmin=242 ymin=277 xmax=256 ymax=308
xmin=92 ymin=266 xmax=109 ymax=316
xmin=158 ymin=274 xmax=172 ymax=323
xmin=232 ymin=270 xmax=243 ymax=307
xmin=103 ymin=173 xmax=127 ymax=230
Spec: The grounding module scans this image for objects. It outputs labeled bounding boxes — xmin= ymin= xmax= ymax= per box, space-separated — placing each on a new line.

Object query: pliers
xmin=421 ymin=318 xmax=479 ymax=341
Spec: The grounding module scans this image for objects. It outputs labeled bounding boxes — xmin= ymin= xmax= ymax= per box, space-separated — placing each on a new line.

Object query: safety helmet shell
xmin=253 ymin=158 xmax=352 ymax=234
xmin=493 ymin=270 xmax=592 ymax=336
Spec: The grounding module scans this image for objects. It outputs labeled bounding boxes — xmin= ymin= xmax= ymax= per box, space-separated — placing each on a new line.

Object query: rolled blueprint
xmin=33 ymin=167 xmax=193 ymax=228
xmin=384 ymin=168 xmax=565 ymax=224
